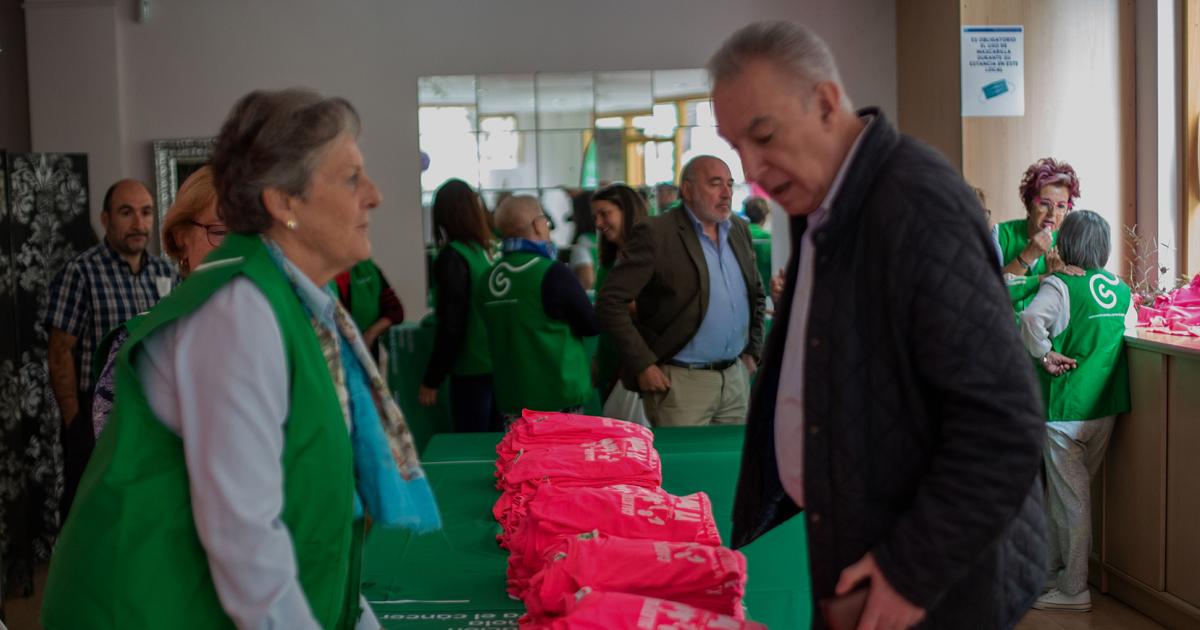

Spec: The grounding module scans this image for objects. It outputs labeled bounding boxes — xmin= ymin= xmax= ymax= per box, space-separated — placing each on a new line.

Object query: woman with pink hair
xmin=993 ymin=158 xmax=1085 ymax=313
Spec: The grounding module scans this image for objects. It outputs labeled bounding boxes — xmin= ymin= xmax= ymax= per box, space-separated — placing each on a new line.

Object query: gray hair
xmin=211 ymin=87 xmax=361 ymax=233
xmin=1057 ymin=210 xmax=1110 ymax=269
xmin=708 ymin=21 xmax=853 ymax=110
xmin=679 ymin=155 xmax=724 ymax=186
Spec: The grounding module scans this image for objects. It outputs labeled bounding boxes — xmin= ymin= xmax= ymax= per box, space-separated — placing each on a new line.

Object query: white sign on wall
xmin=961 ymin=26 xmax=1024 ymax=117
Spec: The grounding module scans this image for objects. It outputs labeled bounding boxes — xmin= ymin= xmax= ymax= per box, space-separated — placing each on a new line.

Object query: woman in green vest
xmin=43 ymin=88 xmax=440 ymax=630
xmin=418 ymin=178 xmax=502 ymax=432
xmin=993 ymin=158 xmax=1085 ymax=313
xmin=1019 ymin=210 xmax=1134 ymax=614
xmin=330 ymin=259 xmax=406 ymax=351
xmin=591 ymin=184 xmax=649 ymax=424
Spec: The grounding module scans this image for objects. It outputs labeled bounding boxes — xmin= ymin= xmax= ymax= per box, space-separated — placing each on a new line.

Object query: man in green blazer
xmin=596 ymin=156 xmax=766 ymax=426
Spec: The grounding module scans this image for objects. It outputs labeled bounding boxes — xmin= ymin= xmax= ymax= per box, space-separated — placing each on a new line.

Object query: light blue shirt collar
xmin=280 ymin=254 xmax=338 ymax=330
xmin=682 ymin=204 xmax=731 ymax=239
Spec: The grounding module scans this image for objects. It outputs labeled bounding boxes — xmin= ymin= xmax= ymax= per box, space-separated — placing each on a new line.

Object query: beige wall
xmin=23 ymin=0 xmax=898 ymax=316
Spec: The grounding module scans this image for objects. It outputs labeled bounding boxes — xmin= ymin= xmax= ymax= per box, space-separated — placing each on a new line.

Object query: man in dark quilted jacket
xmin=711 ymin=22 xmax=1047 ymax=629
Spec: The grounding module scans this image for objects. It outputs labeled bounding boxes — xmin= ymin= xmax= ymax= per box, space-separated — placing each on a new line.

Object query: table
xmin=361 ymin=426 xmax=811 ymax=629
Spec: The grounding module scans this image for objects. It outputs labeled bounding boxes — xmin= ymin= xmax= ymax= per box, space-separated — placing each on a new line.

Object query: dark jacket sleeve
xmin=870 ymin=179 xmax=1045 ymax=609
xmin=421 ymin=249 xmax=470 ymax=388
xmin=594 ymin=222 xmax=659 ymax=375
xmin=542 ymin=262 xmax=600 ymax=337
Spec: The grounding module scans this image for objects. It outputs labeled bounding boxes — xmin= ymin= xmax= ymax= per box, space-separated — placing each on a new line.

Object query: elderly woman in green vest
xmin=591 ymin=184 xmax=649 ymax=424
xmin=1019 ymin=210 xmax=1134 ymax=614
xmin=418 ymin=178 xmax=502 ymax=432
xmin=993 ymin=157 xmax=1085 ymax=313
xmin=42 ymin=88 xmax=440 ymax=629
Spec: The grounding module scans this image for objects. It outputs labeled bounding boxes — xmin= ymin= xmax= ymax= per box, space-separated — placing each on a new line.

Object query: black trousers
xmin=60 ymin=396 xmax=95 ymax=521
xmin=449 ymin=374 xmax=503 ymax=433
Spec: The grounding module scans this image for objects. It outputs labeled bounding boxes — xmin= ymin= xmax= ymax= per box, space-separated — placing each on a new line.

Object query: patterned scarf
xmin=263 ymin=238 xmax=441 ymax=532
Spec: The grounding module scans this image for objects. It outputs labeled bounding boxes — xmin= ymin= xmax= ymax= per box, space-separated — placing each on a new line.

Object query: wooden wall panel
xmin=1105 ymin=348 xmax=1167 ymax=589
xmin=961 ymin=0 xmax=1135 ymax=276
xmin=896 ymin=0 xmax=963 ymax=170
xmin=1166 ymin=356 xmax=1200 ymax=607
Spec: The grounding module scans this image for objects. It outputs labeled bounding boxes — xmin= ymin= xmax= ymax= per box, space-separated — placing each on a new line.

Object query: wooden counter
xmin=1092 ymin=330 xmax=1200 ymax=629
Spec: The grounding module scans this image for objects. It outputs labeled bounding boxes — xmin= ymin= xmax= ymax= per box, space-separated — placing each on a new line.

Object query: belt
xmin=665 ymin=358 xmax=738 ymax=371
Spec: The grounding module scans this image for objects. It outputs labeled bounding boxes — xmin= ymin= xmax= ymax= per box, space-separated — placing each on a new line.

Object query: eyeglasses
xmin=188 ymin=220 xmax=229 ymax=247
xmin=1033 ymin=197 xmax=1073 ymax=213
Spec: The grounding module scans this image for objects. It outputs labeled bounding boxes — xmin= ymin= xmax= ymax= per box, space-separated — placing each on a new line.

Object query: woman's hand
xmin=1041 ymin=351 xmax=1077 ymax=376
xmin=418 ymin=385 xmax=438 ymax=407
xmin=1027 ymin=226 xmax=1053 ymax=259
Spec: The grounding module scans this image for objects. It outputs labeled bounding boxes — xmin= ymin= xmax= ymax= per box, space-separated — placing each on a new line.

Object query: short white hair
xmin=708 ymin=21 xmax=853 ymax=110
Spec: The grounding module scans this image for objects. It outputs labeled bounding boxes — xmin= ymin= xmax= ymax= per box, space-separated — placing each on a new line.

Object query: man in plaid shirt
xmin=45 ymin=179 xmax=178 ymax=516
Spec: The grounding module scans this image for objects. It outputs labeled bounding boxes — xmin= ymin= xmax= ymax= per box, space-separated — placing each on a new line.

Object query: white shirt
xmin=774 ymin=116 xmax=874 ymax=508
xmin=137 ymin=275 xmax=380 ymax=630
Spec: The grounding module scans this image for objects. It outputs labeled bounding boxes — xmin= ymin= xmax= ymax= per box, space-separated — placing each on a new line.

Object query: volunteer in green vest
xmin=743 ymin=195 xmax=773 ymax=296
xmin=590 ymin=184 xmax=649 ymax=425
xmin=418 ymin=178 xmax=502 ymax=433
xmin=43 ymin=88 xmax=440 ymax=630
xmin=993 ymin=157 xmax=1085 ymax=313
xmin=478 ymin=195 xmax=600 ymax=424
xmin=1019 ymin=210 xmax=1134 ymax=613
xmin=330 ymin=259 xmax=405 ymax=349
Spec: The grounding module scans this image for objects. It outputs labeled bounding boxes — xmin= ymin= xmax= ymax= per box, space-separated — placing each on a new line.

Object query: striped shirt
xmin=45 ymin=240 xmax=178 ymax=395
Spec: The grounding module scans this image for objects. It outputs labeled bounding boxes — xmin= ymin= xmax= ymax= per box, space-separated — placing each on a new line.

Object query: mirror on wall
xmin=417 ymin=68 xmax=753 ymax=250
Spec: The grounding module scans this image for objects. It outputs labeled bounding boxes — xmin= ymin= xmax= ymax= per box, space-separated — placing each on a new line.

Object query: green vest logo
xmin=1089 ymin=273 xmax=1119 ymax=310
xmin=489 ymin=259 xmax=539 ymax=298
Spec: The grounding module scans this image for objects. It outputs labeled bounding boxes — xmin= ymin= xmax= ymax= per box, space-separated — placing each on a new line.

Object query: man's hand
xmin=740 ymin=354 xmax=758 ymax=377
xmin=637 ymin=365 xmax=671 ymax=393
xmin=836 ymin=552 xmax=926 ymax=630
xmin=1041 ymin=351 xmax=1077 ymax=376
xmin=417 ymin=385 xmax=438 ymax=407
xmin=770 ymin=269 xmax=786 ymax=305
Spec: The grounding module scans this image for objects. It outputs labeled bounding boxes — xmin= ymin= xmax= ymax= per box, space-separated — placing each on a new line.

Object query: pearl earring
xmin=286 ymin=219 xmax=298 ymax=231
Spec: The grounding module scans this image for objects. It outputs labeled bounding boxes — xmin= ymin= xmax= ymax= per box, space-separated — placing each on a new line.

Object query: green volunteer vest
xmin=343 ymin=259 xmax=382 ymax=332
xmin=997 ymin=218 xmax=1057 ymax=313
xmin=1039 ymin=269 xmax=1132 ymax=421
xmin=749 ymin=223 xmax=772 ymax=295
xmin=478 ymin=251 xmax=591 ymax=414
xmin=43 ymin=233 xmax=361 ymax=629
xmin=443 ymin=241 xmax=494 ymax=376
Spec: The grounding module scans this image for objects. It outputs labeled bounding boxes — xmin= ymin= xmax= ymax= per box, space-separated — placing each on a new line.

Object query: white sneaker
xmin=1033 ymin=588 xmax=1092 ymax=612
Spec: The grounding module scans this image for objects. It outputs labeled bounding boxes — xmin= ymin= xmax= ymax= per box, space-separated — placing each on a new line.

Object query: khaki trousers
xmin=642 ymin=362 xmax=749 ymax=427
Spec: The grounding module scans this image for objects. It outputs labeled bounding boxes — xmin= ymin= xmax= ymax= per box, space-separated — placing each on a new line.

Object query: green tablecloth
xmin=362 ymin=426 xmax=810 ymax=629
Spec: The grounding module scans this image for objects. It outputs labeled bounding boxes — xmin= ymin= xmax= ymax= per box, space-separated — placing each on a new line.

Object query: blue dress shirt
xmin=672 ymin=205 xmax=750 ymax=364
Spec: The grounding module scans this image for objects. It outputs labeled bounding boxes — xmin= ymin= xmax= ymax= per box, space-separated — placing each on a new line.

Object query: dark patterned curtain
xmin=0 ymin=151 xmax=93 ymax=597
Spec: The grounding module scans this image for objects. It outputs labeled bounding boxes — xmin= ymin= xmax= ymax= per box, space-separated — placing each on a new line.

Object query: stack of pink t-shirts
xmin=522 ymin=589 xmax=766 ymax=630
xmin=494 ymin=411 xmax=660 ymax=545
xmin=496 ymin=410 xmax=655 ymax=483
xmin=505 ymin=483 xmax=720 ymax=598
xmin=494 ymin=435 xmax=662 ymax=546
xmin=1136 ymin=274 xmax=1200 ymax=336
xmin=523 ymin=532 xmax=748 ymax=622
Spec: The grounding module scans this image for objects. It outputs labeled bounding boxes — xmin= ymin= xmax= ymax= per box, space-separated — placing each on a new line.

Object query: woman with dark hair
xmin=418 ymin=178 xmax=502 ymax=433
xmin=1019 ymin=210 xmax=1134 ymax=612
xmin=591 ymin=184 xmax=650 ymax=424
xmin=43 ymin=88 xmax=440 ymax=629
xmin=994 ymin=157 xmax=1085 ymax=313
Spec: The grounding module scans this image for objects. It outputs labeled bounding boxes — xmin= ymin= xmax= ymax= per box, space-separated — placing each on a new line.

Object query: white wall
xmin=25 ymin=0 xmax=897 ymax=315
